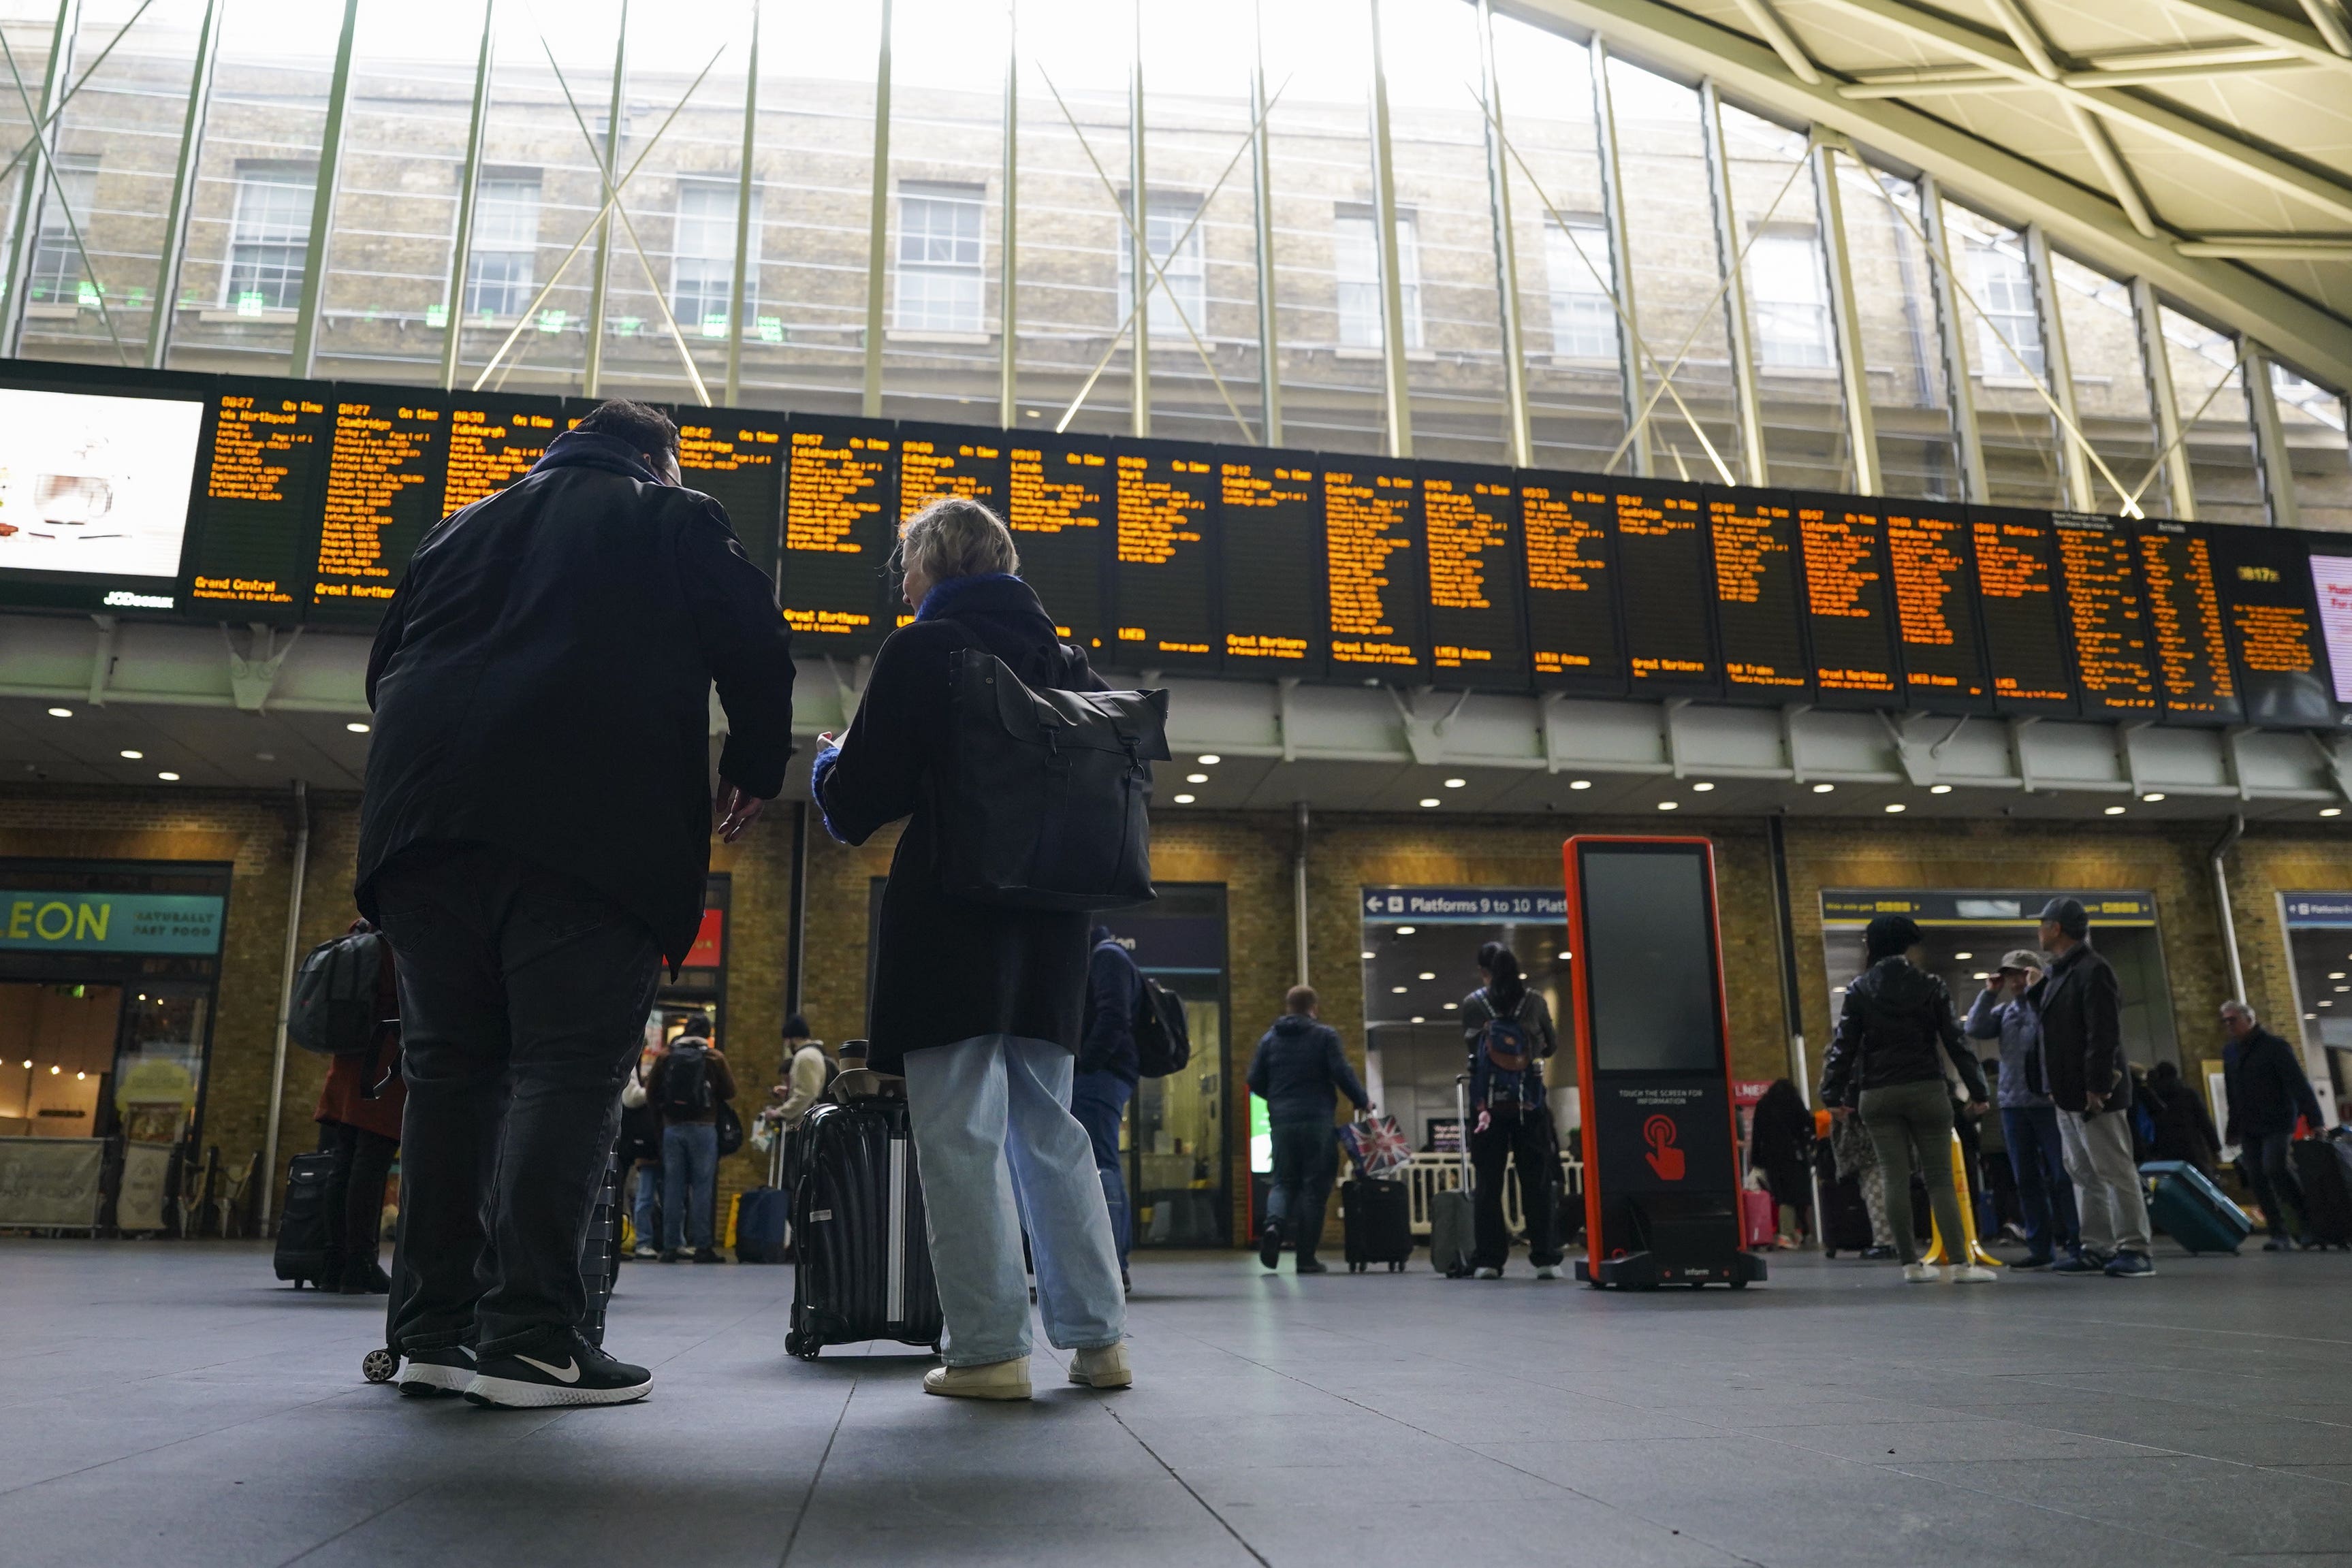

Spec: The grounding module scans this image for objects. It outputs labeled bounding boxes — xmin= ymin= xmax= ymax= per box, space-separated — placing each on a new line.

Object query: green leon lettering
xmin=76 ymin=902 xmax=109 ymax=942
xmin=7 ymin=901 xmax=28 ymax=939
xmin=34 ymin=901 xmax=74 ymax=940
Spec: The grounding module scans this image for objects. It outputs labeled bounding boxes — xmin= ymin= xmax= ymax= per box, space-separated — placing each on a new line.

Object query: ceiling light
xmin=1396 ymin=926 xmax=1415 ymax=935
xmin=1196 ymin=754 xmax=1220 ymax=765
xmin=1418 ymin=972 xmax=1435 ymax=980
xmin=1172 ymin=793 xmax=1195 ymax=804
xmin=2324 ymin=807 xmax=2343 ymax=818
xmin=346 ymin=722 xmax=370 ymax=733
xmin=1884 ymin=803 xmax=1905 ymax=814
xmin=1929 ymin=784 xmax=1952 ymax=795
xmin=1442 ymin=1002 xmax=1458 ymax=1010
xmin=1691 ymin=782 xmax=1715 ymax=793
xmin=1955 ymin=952 xmax=1973 ymax=961
xmin=1444 ymin=778 xmax=1467 ymax=788
xmin=2141 ymin=793 xmax=2165 ymax=802
xmin=46 ymin=706 xmax=71 ymax=718
xmin=1361 ymin=950 xmax=1375 ymax=960
xmin=2331 ymin=972 xmax=2346 ymax=980
xmin=1812 ymin=783 xmax=1834 ymax=794
xmin=49 ymin=1064 xmax=60 ymax=1075
xmin=2104 ymin=805 xmax=2126 ymax=816
xmin=1419 ymin=798 xmax=1440 ymax=808
xmin=1392 ymin=985 xmax=1408 ymax=994
xmin=2336 ymin=986 xmax=2349 ymax=993
xmin=1657 ymin=800 xmax=1679 ymax=810
xmin=119 ymin=749 xmax=142 ymax=760
xmin=1186 ymin=773 xmax=1208 ymax=784
xmin=1974 ymin=972 xmax=1992 ymax=980
xmin=75 ymin=1070 xmax=84 ymax=1081
xmin=157 ymin=772 xmax=180 ymax=782
xmin=18 ymin=1059 xmax=27 ymax=1070
xmin=1569 ymin=779 xmax=1591 ymax=790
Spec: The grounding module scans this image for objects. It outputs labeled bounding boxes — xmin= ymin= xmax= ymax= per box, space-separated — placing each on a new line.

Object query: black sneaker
xmin=466 ymin=1330 xmax=652 ymax=1409
xmin=1257 ymin=1220 xmax=1283 ymax=1271
xmin=1295 ymin=1258 xmax=1329 ymax=1275
xmin=2009 ymin=1255 xmax=2053 ymax=1271
xmin=659 ymin=1249 xmax=684 ymax=1264
xmin=396 ymin=1345 xmax=475 ymax=1398
xmin=691 ymin=1247 xmax=724 ymax=1264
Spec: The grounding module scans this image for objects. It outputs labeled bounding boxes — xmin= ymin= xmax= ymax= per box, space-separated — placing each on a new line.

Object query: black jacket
xmin=1246 ymin=1014 xmax=1369 ymax=1126
xmin=1079 ymin=930 xmax=1141 ymax=1083
xmin=2026 ymin=942 xmax=2127 ymax=1117
xmin=2144 ymin=1073 xmax=2221 ymax=1176
xmin=1820 ymin=957 xmax=1987 ymax=1109
xmin=2223 ymin=1027 xmax=2324 ymax=1142
xmin=357 ymin=432 xmax=796 ymax=965
xmin=813 ymin=573 xmax=1102 ymax=1074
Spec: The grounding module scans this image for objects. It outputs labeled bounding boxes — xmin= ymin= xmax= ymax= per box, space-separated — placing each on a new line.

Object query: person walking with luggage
xmin=1247 ymin=986 xmax=1371 ymax=1275
xmin=1820 ymin=915 xmax=1995 ymax=1284
xmin=1460 ymin=942 xmax=1566 ymax=1280
xmin=1966 ymin=950 xmax=2080 ymax=1269
xmin=810 ymin=496 xmax=1132 ymax=1401
xmin=2029 ymin=899 xmax=2155 ymax=1278
xmin=2220 ymin=999 xmax=2325 ymax=1250
xmin=1075 ymin=927 xmax=1141 ymax=1285
xmin=2143 ymin=1059 xmax=2222 ymax=1179
xmin=1747 ymin=1078 xmax=1813 ymax=1249
xmin=313 ymin=918 xmax=404 ymax=1295
xmin=359 ymin=398 xmax=795 ymax=1407
xmin=649 ymin=1021 xmax=735 ymax=1263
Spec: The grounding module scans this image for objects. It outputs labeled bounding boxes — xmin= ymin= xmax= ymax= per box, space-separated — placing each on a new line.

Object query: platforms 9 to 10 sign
xmin=0 ymin=360 xmax=2344 ymax=732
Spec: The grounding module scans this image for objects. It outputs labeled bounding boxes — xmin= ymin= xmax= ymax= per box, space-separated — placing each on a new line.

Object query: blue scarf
xmin=913 ymin=571 xmax=1023 ymax=622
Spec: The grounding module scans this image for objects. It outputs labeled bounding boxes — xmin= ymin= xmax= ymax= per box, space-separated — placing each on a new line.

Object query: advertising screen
xmin=2210 ymin=527 xmax=2336 ymax=728
xmin=0 ymin=384 xmax=206 ymax=594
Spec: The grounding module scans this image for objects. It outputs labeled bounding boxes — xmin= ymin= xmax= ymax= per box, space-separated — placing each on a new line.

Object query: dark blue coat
xmin=1246 ymin=1014 xmax=1369 ymax=1127
xmin=1080 ymin=929 xmax=1140 ymax=1083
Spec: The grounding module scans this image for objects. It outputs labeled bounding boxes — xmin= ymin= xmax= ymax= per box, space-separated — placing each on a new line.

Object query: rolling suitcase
xmin=1741 ymin=1188 xmax=1778 ymax=1250
xmin=1429 ymin=1075 xmax=1474 ymax=1277
xmin=2290 ymin=1136 xmax=2352 ymax=1249
xmin=784 ymin=1076 xmax=944 ymax=1358
xmin=735 ymin=1187 xmax=790 ymax=1264
xmin=273 ymin=1151 xmax=337 ymax=1287
xmin=1341 ymin=1177 xmax=1412 ymax=1272
xmin=1815 ymin=1141 xmax=1874 ymax=1258
xmin=2140 ymin=1160 xmax=2252 ymax=1255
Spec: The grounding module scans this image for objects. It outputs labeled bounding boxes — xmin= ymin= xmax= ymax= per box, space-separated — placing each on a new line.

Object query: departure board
xmin=1519 ymin=479 xmax=1623 ymax=694
xmin=1218 ymin=447 xmax=1322 ymax=672
xmin=1109 ymin=439 xmax=1218 ymax=670
xmin=1420 ymin=463 xmax=1527 ymax=685
xmin=1006 ymin=435 xmax=1110 ymax=650
xmin=1793 ymin=494 xmax=1898 ymax=707
xmin=1885 ymin=502 xmax=1990 ymax=713
xmin=2131 ymin=519 xmax=2239 ymax=725
xmin=1969 ymin=506 xmax=2076 ymax=715
xmin=1322 ymin=461 xmax=1425 ymax=675
xmin=2210 ymin=526 xmax=2339 ymax=729
xmin=676 ymin=407 xmax=784 ymax=577
xmin=1706 ymin=489 xmax=1809 ymax=700
xmin=897 ymin=423 xmax=1007 ymax=523
xmin=780 ymin=414 xmax=893 ymax=647
xmin=1615 ymin=480 xmax=1717 ymax=697
xmin=2053 ymin=513 xmax=2159 ymax=718
xmin=442 ymin=396 xmax=563 ymax=513
xmin=308 ymin=388 xmax=451 ymax=621
xmin=186 ymin=379 xmax=330 ymax=619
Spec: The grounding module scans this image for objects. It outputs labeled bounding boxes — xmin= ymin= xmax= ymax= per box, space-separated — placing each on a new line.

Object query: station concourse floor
xmin=2 ymin=1241 xmax=2349 ymax=1567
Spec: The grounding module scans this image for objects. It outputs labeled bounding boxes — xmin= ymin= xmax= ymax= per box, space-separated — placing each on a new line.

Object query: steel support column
xmin=1367 ymin=0 xmax=1411 ymax=459
xmin=1589 ymin=37 xmax=1648 ymax=476
xmin=2024 ymin=221 xmax=2093 ymax=510
xmin=1127 ymin=0 xmax=1149 ymax=438
xmin=148 ymin=0 xmax=221 ymax=369
xmin=997 ymin=0 xmax=1016 ymax=427
xmin=723 ymin=0 xmax=759 ymax=404
xmin=0 ymin=0 xmax=78 ymax=357
xmin=1918 ymin=172 xmax=1986 ymax=502
xmin=580 ymin=2 xmax=629 ymax=398
xmin=437 ymin=0 xmax=496 ymax=389
xmin=289 ymin=0 xmax=360 ymax=379
xmin=2244 ymin=342 xmax=2302 ymax=529
xmin=2131 ymin=276 xmax=2195 ymax=519
xmin=1699 ymin=79 xmax=1766 ymax=485
xmin=1477 ymin=0 xmax=1530 ymax=467
xmin=1813 ymin=137 xmax=1879 ymax=496
xmin=1250 ymin=0 xmax=1280 ymax=446
xmin=860 ymin=0 xmax=891 ymax=417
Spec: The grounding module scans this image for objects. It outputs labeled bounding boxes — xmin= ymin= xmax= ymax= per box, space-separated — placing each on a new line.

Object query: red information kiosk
xmin=1563 ymin=835 xmax=1766 ymax=1289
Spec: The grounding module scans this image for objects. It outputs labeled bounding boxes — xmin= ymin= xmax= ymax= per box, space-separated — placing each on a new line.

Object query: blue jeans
xmin=2001 ymin=1104 xmax=2080 ymax=1260
xmin=902 ymin=1034 xmax=1124 ymax=1367
xmin=629 ymin=1159 xmax=662 ymax=1252
xmin=1068 ymin=1070 xmax=1133 ymax=1268
xmin=661 ymin=1121 xmax=718 ymax=1251
xmin=1266 ymin=1120 xmax=1337 ymax=1262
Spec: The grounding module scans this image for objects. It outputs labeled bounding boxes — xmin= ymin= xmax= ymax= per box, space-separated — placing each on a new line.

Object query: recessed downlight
xmin=2104 ymin=805 xmax=2127 ymax=816
xmin=2324 ymin=807 xmax=2343 ymax=818
xmin=1568 ymin=779 xmax=1591 ymax=790
xmin=1885 ymin=803 xmax=1905 ymax=814
xmin=46 ymin=706 xmax=71 ymax=718
xmin=1443 ymin=778 xmax=1467 ymax=788
xmin=1418 ymin=797 xmax=1440 ymax=807
xmin=1185 ymin=773 xmax=1208 ymax=784
xmin=157 ymin=771 xmax=180 ymax=782
xmin=1811 ymin=783 xmax=1834 ymax=794
xmin=1171 ymin=793 xmax=1195 ymax=804
xmin=2141 ymin=793 xmax=2165 ymax=803
xmin=1196 ymin=754 xmax=1220 ymax=765
xmin=347 ymin=721 xmax=370 ymax=733
xmin=118 ymin=749 xmax=142 ymax=760
xmin=1657 ymin=801 xmax=1679 ymax=811
xmin=1691 ymin=782 xmax=1715 ymax=793
xmin=1929 ymin=784 xmax=1952 ymax=795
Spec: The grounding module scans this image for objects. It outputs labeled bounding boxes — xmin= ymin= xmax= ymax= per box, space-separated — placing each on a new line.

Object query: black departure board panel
xmin=1793 ymin=494 xmax=1898 ymax=708
xmin=441 ymin=394 xmax=564 ymax=513
xmin=676 ymin=407 xmax=784 ymax=582
xmin=187 ymin=379 xmax=331 ymax=619
xmin=1969 ymin=507 xmax=2076 ymax=716
xmin=897 ymin=422 xmax=1006 ymax=522
xmin=1218 ymin=448 xmax=1321 ymax=673
xmin=1706 ymin=489 xmax=1809 ymax=700
xmin=2054 ymin=513 xmax=2159 ymax=719
xmin=1519 ymin=479 xmax=1623 ymax=694
xmin=780 ymin=414 xmax=893 ymax=647
xmin=1613 ymin=481 xmax=1717 ymax=698
xmin=2210 ymin=525 xmax=2339 ymax=729
xmin=1323 ymin=460 xmax=1425 ymax=676
xmin=2131 ymin=519 xmax=2238 ymax=725
xmin=1006 ymin=435 xmax=1110 ymax=651
xmin=309 ymin=387 xmax=451 ymax=621
xmin=1109 ymin=440 xmax=1218 ymax=670
xmin=1421 ymin=464 xmax=1527 ymax=686
xmin=1886 ymin=502 xmax=1990 ymax=714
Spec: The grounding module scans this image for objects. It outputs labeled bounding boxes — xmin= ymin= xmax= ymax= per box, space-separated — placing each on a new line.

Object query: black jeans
xmin=318 ymin=1120 xmax=397 ymax=1279
xmin=1266 ymin=1119 xmax=1337 ymax=1262
xmin=1469 ymin=1106 xmax=1563 ymax=1269
xmin=375 ymin=845 xmax=661 ymax=1358
xmin=2242 ymin=1130 xmax=2309 ymax=1240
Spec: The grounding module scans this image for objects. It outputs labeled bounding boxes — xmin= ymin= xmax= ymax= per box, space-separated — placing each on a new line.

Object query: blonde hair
xmin=895 ymin=495 xmax=1019 ymax=587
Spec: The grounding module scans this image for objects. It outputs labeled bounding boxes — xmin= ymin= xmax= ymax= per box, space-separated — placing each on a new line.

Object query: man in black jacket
xmin=1245 ymin=987 xmax=1371 ymax=1274
xmin=1075 ymin=927 xmax=1141 ymax=1282
xmin=359 ymin=400 xmax=795 ymax=1407
xmin=2029 ymin=898 xmax=2155 ymax=1278
xmin=2221 ymin=1000 xmax=2327 ymax=1250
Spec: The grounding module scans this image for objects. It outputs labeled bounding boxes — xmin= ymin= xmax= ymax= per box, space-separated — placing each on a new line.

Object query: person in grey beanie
xmin=2027 ymin=897 xmax=2155 ymax=1278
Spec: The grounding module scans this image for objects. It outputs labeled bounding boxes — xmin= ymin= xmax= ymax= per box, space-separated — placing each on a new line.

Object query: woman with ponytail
xmin=1459 ymin=941 xmax=1565 ymax=1279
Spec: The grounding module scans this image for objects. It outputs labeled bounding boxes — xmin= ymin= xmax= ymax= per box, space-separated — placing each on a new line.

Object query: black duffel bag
xmin=932 ymin=647 xmax=1169 ymax=911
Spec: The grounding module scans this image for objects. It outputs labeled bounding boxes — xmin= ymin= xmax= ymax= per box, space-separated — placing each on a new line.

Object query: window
xmin=1747 ymin=229 xmax=1830 ymax=369
xmin=1967 ymin=235 xmax=2044 ymax=379
xmin=1543 ymin=217 xmax=1615 ymax=359
xmin=895 ymin=180 xmax=984 ymax=334
xmin=463 ymin=173 xmax=540 ymax=319
xmin=223 ymin=161 xmax=315 ymax=312
xmin=29 ymin=153 xmax=99 ymax=306
xmin=1116 ymin=192 xmax=1205 ymax=340
xmin=673 ymin=178 xmax=754 ymax=334
xmin=1335 ymin=204 xmax=1420 ymax=351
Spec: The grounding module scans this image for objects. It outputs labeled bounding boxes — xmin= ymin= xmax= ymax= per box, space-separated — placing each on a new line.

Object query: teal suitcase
xmin=2141 ymin=1160 xmax=2252 ymax=1255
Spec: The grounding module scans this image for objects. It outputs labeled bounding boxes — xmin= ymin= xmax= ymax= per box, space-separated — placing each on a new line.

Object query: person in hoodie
xmin=1075 ymin=927 xmax=1142 ymax=1285
xmin=1246 ymin=985 xmax=1372 ymax=1275
xmin=1820 ymin=914 xmax=1994 ymax=1283
xmin=812 ymin=496 xmax=1129 ymax=1402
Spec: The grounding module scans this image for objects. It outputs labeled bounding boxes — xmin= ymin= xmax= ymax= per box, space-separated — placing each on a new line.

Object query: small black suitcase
xmin=2290 ymin=1136 xmax=2352 ymax=1249
xmin=1341 ymin=1177 xmax=1412 ymax=1272
xmin=1815 ymin=1141 xmax=1875 ymax=1258
xmin=786 ymin=1093 xmax=944 ymax=1358
xmin=274 ymin=1151 xmax=337 ymax=1287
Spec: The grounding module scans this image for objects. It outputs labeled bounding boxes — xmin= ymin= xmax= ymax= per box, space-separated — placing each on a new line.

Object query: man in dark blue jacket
xmin=359 ymin=400 xmax=794 ymax=1408
xmin=2221 ymin=1000 xmax=2327 ymax=1249
xmin=1245 ymin=986 xmax=1371 ymax=1274
xmin=1075 ymin=927 xmax=1141 ymax=1281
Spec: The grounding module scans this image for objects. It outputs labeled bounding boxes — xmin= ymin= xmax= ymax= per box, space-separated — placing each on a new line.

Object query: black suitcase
xmin=2291 ymin=1136 xmax=2352 ymax=1249
xmin=786 ymin=1094 xmax=944 ymax=1358
xmin=274 ymin=1151 xmax=337 ymax=1287
xmin=1815 ymin=1141 xmax=1875 ymax=1258
xmin=1341 ymin=1177 xmax=1412 ymax=1272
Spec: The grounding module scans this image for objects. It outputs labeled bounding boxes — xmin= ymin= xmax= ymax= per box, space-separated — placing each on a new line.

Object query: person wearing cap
xmin=2027 ymin=897 xmax=2155 ymax=1278
xmin=1966 ymin=949 xmax=2080 ymax=1269
xmin=1819 ymin=914 xmax=1995 ymax=1283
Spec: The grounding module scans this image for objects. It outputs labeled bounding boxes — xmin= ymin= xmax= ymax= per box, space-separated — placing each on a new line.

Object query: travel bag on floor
xmin=1741 ymin=1188 xmax=1777 ymax=1250
xmin=1815 ymin=1141 xmax=1875 ymax=1258
xmin=1341 ymin=1177 xmax=1412 ymax=1272
xmin=274 ymin=1151 xmax=337 ymax=1287
xmin=2140 ymin=1159 xmax=2252 ymax=1255
xmin=784 ymin=1074 xmax=944 ymax=1358
xmin=2289 ymin=1136 xmax=2352 ymax=1248
xmin=735 ymin=1185 xmax=789 ymax=1264
xmin=1429 ymin=1074 xmax=1474 ymax=1277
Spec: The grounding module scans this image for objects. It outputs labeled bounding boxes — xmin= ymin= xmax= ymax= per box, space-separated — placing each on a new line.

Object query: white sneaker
xmin=1533 ymin=1264 xmax=1560 ymax=1281
xmin=1066 ymin=1343 xmax=1132 ymax=1389
xmin=1902 ymin=1262 xmax=1940 ymax=1283
xmin=1474 ymin=1266 xmax=1501 ymax=1280
xmin=923 ymin=1356 xmax=1032 ymax=1401
xmin=1949 ymin=1264 xmax=1998 ymax=1283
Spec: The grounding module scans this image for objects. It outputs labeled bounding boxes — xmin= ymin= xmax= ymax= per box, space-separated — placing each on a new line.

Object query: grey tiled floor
xmin=3 ymin=1238 xmax=2349 ymax=1566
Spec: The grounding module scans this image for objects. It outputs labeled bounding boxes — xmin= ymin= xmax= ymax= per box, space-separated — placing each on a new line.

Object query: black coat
xmin=813 ymin=574 xmax=1102 ymax=1074
xmin=2222 ymin=1027 xmax=2325 ymax=1142
xmin=357 ymin=432 xmax=796 ymax=965
xmin=2144 ymin=1074 xmax=2221 ymax=1176
xmin=1245 ymin=1014 xmax=1369 ymax=1127
xmin=2026 ymin=941 xmax=2127 ymax=1117
xmin=1820 ymin=958 xmax=1988 ymax=1108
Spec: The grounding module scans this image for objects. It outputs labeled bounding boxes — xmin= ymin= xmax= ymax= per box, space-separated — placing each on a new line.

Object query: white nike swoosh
xmin=514 ymin=1353 xmax=582 ymax=1383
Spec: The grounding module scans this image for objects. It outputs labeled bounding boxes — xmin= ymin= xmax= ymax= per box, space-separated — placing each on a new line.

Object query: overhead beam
xmin=2157 ymin=0 xmax=2352 ymax=74
xmin=2179 ymin=236 xmax=2352 ymax=259
xmin=1728 ymin=0 xmax=1819 ymax=84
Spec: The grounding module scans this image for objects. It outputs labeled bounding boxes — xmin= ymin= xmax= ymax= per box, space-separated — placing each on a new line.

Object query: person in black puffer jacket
xmin=1820 ymin=914 xmax=1991 ymax=1282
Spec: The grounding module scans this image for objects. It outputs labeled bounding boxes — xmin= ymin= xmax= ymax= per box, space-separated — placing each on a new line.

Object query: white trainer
xmin=1902 ymin=1262 xmax=1940 ymax=1283
xmin=1474 ymin=1266 xmax=1501 ymax=1279
xmin=1067 ymin=1343 xmax=1133 ymax=1389
xmin=1949 ymin=1264 xmax=1998 ymax=1282
xmin=923 ymin=1356 xmax=1032 ymax=1401
xmin=1533 ymin=1264 xmax=1560 ymax=1281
